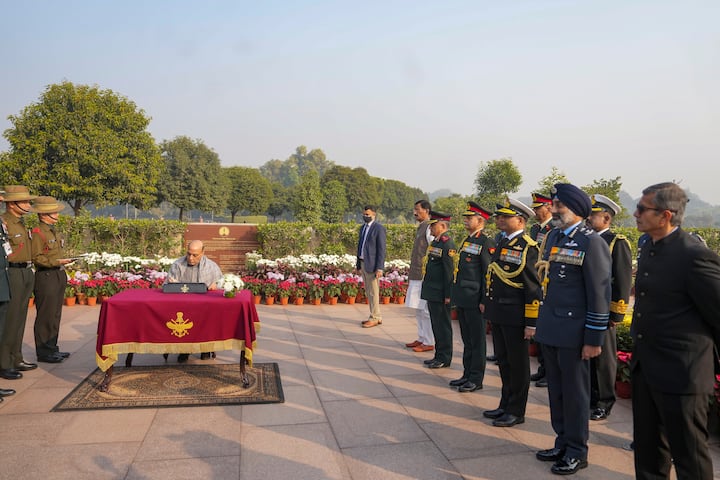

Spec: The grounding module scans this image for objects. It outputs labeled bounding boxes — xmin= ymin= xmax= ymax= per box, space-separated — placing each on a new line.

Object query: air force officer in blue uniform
xmin=535 ymin=183 xmax=611 ymax=476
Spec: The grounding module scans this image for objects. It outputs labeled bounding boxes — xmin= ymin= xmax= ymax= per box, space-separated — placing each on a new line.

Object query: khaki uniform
xmin=0 ymin=212 xmax=34 ymax=369
xmin=32 ymin=222 xmax=68 ymax=358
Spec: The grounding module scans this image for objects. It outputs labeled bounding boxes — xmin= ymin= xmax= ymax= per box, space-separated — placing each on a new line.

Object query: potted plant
xmin=277 ymin=280 xmax=293 ymax=305
xmin=392 ymin=279 xmax=407 ymax=304
xmin=307 ymin=280 xmax=325 ymax=305
xmin=244 ymin=277 xmax=263 ymax=303
xmin=616 ymin=350 xmax=632 ymax=398
xmin=218 ymin=273 xmax=245 ymax=298
xmin=263 ymin=279 xmax=278 ymax=305
xmin=64 ymin=285 xmax=77 ymax=306
xmin=325 ymin=278 xmax=341 ymax=304
xmin=292 ymin=281 xmax=308 ymax=304
xmin=341 ymin=277 xmax=359 ymax=304
xmin=379 ymin=278 xmax=393 ymax=304
xmin=83 ymin=279 xmax=100 ymax=306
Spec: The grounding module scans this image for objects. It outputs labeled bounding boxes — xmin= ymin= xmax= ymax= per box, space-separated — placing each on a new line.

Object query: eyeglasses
xmin=636 ymin=204 xmax=675 ymax=214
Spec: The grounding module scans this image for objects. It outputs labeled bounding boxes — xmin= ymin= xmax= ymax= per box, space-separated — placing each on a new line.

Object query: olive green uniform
xmin=0 ymin=212 xmax=34 ymax=370
xmin=32 ymin=222 xmax=68 ymax=358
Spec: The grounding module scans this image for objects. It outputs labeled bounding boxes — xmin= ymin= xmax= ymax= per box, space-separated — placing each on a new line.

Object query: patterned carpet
xmin=52 ymin=363 xmax=284 ymax=411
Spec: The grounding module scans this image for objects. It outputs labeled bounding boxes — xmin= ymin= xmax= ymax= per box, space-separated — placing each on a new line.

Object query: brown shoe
xmin=362 ymin=319 xmax=381 ymax=328
xmin=405 ymin=340 xmax=422 ymax=348
xmin=412 ymin=344 xmax=434 ymax=352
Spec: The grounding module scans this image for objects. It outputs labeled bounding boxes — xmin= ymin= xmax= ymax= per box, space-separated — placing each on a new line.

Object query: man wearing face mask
xmin=0 ymin=186 xmax=38 ymax=380
xmin=356 ymin=205 xmax=386 ymax=328
xmin=31 ymin=197 xmax=75 ymax=363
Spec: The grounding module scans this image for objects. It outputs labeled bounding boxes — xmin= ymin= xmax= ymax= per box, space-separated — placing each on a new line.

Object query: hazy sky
xmin=1 ymin=1 xmax=718 ymax=204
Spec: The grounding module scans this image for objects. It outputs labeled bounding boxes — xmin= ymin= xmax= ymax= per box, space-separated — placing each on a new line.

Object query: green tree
xmin=292 ymin=169 xmax=322 ymax=222
xmin=1 ymin=81 xmax=162 ymax=216
xmin=322 ymin=165 xmax=382 ymax=215
xmin=322 ymin=179 xmax=348 ymax=223
xmin=536 ymin=167 xmax=571 ymax=194
xmin=474 ymin=158 xmax=522 ymax=207
xmin=380 ymin=179 xmax=425 ymax=222
xmin=224 ymin=166 xmax=273 ymax=222
xmin=267 ymin=182 xmax=291 ymax=221
xmin=259 ymin=145 xmax=334 ymax=187
xmin=433 ymin=194 xmax=471 ymax=220
xmin=158 ymin=136 xmax=225 ymax=221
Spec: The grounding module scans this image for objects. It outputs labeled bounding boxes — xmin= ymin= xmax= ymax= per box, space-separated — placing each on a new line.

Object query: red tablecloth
xmin=96 ymin=289 xmax=259 ymax=371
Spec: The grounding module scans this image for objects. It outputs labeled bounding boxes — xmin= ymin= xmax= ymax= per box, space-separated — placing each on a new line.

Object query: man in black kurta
xmin=420 ymin=211 xmax=456 ymax=369
xmin=449 ymin=202 xmax=495 ymax=392
xmin=631 ymin=182 xmax=720 ymax=480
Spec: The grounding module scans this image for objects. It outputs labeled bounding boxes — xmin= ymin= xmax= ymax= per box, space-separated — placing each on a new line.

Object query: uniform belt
xmin=8 ymin=262 xmax=32 ymax=268
xmin=36 ymin=266 xmax=61 ymax=271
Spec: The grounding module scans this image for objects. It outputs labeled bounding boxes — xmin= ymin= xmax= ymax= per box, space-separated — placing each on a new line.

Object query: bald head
xmin=186 ymin=240 xmax=205 ymax=266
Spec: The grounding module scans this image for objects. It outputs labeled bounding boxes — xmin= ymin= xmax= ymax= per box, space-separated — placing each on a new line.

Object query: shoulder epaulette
xmin=521 ymin=233 xmax=538 ymax=246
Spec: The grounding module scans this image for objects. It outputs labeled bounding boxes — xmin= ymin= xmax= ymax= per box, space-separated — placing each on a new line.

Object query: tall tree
xmin=267 ymin=182 xmax=291 ymax=222
xmin=292 ymin=169 xmax=322 ymax=222
xmin=473 ymin=157 xmax=522 ymax=207
xmin=322 ymin=180 xmax=348 ymax=223
xmin=380 ymin=179 xmax=425 ymax=222
xmin=158 ymin=136 xmax=225 ymax=220
xmin=1 ymin=81 xmax=162 ymax=216
xmin=224 ymin=166 xmax=273 ymax=222
xmin=536 ymin=167 xmax=571 ymax=194
xmin=322 ymin=165 xmax=382 ymax=215
xmin=259 ymin=145 xmax=334 ymax=187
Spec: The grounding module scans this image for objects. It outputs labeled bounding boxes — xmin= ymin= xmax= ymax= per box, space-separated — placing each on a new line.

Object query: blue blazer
xmin=356 ymin=222 xmax=387 ymax=273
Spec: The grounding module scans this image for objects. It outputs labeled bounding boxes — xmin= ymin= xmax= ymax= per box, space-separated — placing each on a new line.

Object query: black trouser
xmin=543 ymin=344 xmax=590 ymax=461
xmin=427 ymin=301 xmax=452 ymax=364
xmin=0 ymin=268 xmax=34 ymax=369
xmin=590 ymin=326 xmax=617 ymax=411
xmin=457 ymin=306 xmax=486 ymax=385
xmin=34 ymin=269 xmax=67 ymax=357
xmin=491 ymin=322 xmax=529 ymax=416
xmin=632 ymin=363 xmax=712 ymax=480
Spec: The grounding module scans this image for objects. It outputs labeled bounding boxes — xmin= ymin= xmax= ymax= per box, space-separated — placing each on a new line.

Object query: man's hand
xmin=444 ymin=297 xmax=451 ymax=305
xmin=523 ymin=327 xmax=535 ymax=340
xmin=208 ymin=282 xmax=217 ymax=291
xmin=581 ymin=345 xmax=602 ymax=360
xmin=478 ymin=303 xmax=485 ymax=313
xmin=375 ymin=270 xmax=383 ymax=279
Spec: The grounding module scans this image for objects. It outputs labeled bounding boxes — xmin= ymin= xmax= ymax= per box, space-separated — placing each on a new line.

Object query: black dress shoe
xmin=492 ymin=413 xmax=525 ymax=427
xmin=483 ymin=408 xmax=505 ymax=419
xmin=590 ymin=407 xmax=610 ymax=421
xmin=426 ymin=360 xmax=448 ymax=369
xmin=486 ymin=354 xmax=497 ymax=362
xmin=530 ymin=371 xmax=545 ymax=381
xmin=0 ymin=369 xmax=23 ymax=380
xmin=0 ymin=388 xmax=16 ymax=396
xmin=58 ymin=352 xmax=71 ymax=358
xmin=551 ymin=456 xmax=588 ymax=475
xmin=177 ymin=353 xmax=190 ymax=363
xmin=37 ymin=354 xmax=64 ymax=363
xmin=535 ymin=378 xmax=548 ymax=388
xmin=536 ymin=447 xmax=565 ymax=462
xmin=448 ymin=377 xmax=468 ymax=387
xmin=423 ymin=358 xmax=436 ymax=365
xmin=458 ymin=381 xmax=482 ymax=392
xmin=15 ymin=361 xmax=38 ymax=371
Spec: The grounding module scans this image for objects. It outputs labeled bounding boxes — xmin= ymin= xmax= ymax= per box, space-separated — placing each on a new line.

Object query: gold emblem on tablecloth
xmin=167 ymin=312 xmax=194 ymax=338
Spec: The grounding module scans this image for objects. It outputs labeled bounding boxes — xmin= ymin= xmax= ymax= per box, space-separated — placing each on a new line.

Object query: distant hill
xmin=619 ymin=190 xmax=720 ymax=227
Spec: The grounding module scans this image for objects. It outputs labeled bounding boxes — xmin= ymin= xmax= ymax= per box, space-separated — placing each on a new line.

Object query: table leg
xmin=125 ymin=353 xmax=134 ymax=367
xmin=98 ymin=366 xmax=113 ymax=392
xmin=240 ymin=351 xmax=249 ymax=387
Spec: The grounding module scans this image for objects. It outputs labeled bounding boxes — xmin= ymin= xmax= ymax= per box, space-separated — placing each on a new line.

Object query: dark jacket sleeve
xmin=609 ymin=236 xmax=633 ymax=324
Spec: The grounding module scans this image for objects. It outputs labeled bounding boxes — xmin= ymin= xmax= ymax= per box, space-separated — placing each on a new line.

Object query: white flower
xmin=218 ymin=273 xmax=245 ymax=293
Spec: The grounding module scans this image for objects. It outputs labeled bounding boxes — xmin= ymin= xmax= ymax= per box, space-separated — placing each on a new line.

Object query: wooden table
xmin=95 ymin=289 xmax=259 ymax=391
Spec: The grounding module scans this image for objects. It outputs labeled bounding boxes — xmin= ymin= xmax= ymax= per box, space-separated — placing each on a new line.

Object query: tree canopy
xmin=473 ymin=158 xmax=522 ymax=207
xmin=536 ymin=167 xmax=571 ymax=194
xmin=224 ymin=166 xmax=273 ymax=221
xmin=292 ymin=169 xmax=323 ymax=222
xmin=259 ymin=146 xmax=334 ymax=187
xmin=157 ymin=136 xmax=225 ymax=220
xmin=1 ymin=81 xmax=162 ymax=216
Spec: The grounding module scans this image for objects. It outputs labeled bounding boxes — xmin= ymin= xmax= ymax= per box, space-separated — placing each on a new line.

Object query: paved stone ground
xmin=0 ymin=301 xmax=718 ymax=479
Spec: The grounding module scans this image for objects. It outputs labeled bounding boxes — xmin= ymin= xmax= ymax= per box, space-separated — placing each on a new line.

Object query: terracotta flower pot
xmin=76 ymin=293 xmax=87 ymax=305
xmin=294 ymin=297 xmax=304 ymax=305
xmin=265 ymin=295 xmax=275 ymax=305
xmin=395 ymin=296 xmax=405 ymax=304
xmin=64 ymin=296 xmax=76 ymax=306
xmin=381 ymin=296 xmax=391 ymax=305
xmin=327 ymin=296 xmax=338 ymax=305
xmin=86 ymin=296 xmax=98 ymax=306
xmin=279 ymin=296 xmax=289 ymax=305
xmin=311 ymin=298 xmax=322 ymax=305
xmin=253 ymin=295 xmax=262 ymax=304
xmin=615 ymin=380 xmax=632 ymax=399
xmin=346 ymin=296 xmax=356 ymax=305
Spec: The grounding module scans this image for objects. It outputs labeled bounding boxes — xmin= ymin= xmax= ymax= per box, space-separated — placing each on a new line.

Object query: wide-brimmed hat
xmin=3 ymin=185 xmax=36 ymax=202
xmin=32 ymin=196 xmax=63 ymax=214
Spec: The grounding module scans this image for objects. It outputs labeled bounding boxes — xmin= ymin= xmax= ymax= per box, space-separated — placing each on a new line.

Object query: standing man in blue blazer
xmin=356 ymin=205 xmax=386 ymax=328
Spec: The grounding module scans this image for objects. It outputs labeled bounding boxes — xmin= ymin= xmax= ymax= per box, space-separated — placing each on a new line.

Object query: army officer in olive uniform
xmin=449 ymin=202 xmax=495 ymax=392
xmin=31 ymin=197 xmax=74 ymax=363
xmin=482 ymin=198 xmax=542 ymax=428
xmin=0 ymin=186 xmax=37 ymax=380
xmin=420 ymin=211 xmax=456 ymax=369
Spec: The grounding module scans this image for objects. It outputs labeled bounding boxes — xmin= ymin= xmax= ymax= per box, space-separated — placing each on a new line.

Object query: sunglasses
xmin=636 ymin=204 xmax=675 ymax=214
